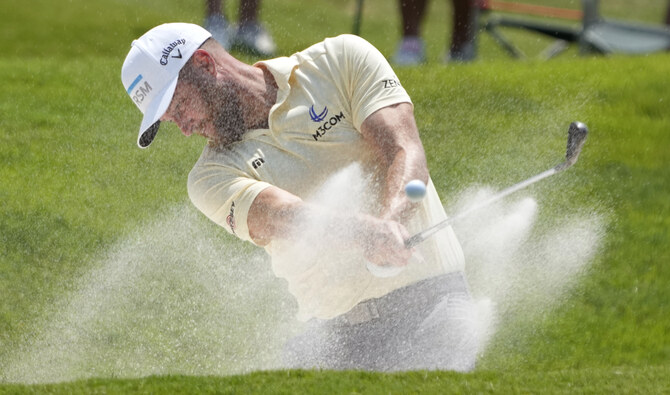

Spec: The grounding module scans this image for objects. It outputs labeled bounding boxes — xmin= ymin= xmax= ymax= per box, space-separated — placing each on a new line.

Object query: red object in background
xmin=477 ymin=0 xmax=583 ymax=21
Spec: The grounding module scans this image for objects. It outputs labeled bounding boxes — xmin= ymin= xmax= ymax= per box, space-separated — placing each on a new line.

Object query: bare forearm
xmin=381 ymin=143 xmax=428 ymax=221
xmin=247 ymin=186 xmax=412 ymax=266
xmin=248 ymin=186 xmax=370 ymax=245
xmin=361 ymin=102 xmax=429 ymax=222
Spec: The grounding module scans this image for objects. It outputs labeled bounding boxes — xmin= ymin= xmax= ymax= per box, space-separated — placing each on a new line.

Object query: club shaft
xmin=405 ymin=166 xmax=558 ymax=248
xmin=406 ymin=121 xmax=588 ymax=249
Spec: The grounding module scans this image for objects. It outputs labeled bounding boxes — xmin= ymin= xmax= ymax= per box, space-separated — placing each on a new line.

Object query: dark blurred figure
xmin=393 ymin=0 xmax=477 ymax=65
xmin=204 ymin=0 xmax=276 ymax=56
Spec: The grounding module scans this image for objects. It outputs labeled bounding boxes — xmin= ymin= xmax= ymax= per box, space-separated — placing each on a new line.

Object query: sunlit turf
xmin=1 ymin=0 xmax=669 ymax=392
xmin=3 ymin=366 xmax=670 ymax=394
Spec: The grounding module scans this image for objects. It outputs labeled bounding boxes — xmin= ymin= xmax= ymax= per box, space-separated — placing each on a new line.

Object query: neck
xmin=243 ymin=65 xmax=278 ymax=130
xmin=223 ymin=61 xmax=277 ymax=131
xmin=206 ymin=52 xmax=279 ymax=149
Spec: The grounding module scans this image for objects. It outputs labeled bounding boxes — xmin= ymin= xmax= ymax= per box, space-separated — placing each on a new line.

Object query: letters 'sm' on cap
xmin=121 ymin=23 xmax=211 ymax=148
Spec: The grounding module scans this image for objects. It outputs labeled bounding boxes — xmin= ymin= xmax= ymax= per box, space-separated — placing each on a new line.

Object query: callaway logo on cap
xmin=121 ymin=23 xmax=212 ymax=148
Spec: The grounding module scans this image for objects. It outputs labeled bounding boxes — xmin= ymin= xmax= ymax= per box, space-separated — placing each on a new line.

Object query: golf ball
xmin=405 ymin=179 xmax=426 ymax=202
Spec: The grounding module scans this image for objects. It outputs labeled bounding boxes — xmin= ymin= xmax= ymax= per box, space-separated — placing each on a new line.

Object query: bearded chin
xmin=207 ymin=85 xmax=246 ymax=151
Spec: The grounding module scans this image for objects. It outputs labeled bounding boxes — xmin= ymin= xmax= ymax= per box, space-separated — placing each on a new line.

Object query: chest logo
xmin=251 ymin=157 xmax=265 ymax=169
xmin=309 ymin=105 xmax=328 ymax=122
xmin=312 ymin=110 xmax=345 ymax=141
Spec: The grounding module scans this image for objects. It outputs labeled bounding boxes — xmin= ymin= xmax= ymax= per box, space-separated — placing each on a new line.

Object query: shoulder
xmin=187 ymin=146 xmax=240 ymax=193
xmin=326 ymin=34 xmax=373 ymax=47
xmin=323 ymin=34 xmax=378 ymax=55
xmin=296 ymin=34 xmax=379 ymax=62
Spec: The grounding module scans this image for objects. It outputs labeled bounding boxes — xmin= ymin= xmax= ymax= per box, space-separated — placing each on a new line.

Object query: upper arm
xmin=327 ymin=35 xmax=413 ymax=130
xmin=188 ymin=163 xmax=274 ymax=244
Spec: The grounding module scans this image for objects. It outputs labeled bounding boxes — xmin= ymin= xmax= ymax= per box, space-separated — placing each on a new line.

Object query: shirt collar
xmin=255 ymin=56 xmax=299 ymax=129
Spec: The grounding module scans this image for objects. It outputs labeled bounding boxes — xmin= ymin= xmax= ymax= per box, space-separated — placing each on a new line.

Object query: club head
xmin=555 ymin=121 xmax=588 ymax=171
xmin=566 ymin=121 xmax=588 ymax=164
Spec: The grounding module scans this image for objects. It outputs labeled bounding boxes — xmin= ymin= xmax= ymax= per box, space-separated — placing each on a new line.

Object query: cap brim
xmin=137 ymin=77 xmax=179 ymax=148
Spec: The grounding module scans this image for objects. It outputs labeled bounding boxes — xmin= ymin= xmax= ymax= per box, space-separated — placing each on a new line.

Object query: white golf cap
xmin=121 ymin=23 xmax=212 ymax=148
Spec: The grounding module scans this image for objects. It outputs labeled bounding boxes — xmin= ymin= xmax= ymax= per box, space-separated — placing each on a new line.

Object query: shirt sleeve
xmin=325 ymin=34 xmax=413 ymax=130
xmin=188 ymin=157 xmax=272 ymax=245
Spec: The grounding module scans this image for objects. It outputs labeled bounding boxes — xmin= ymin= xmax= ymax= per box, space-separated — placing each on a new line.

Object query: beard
xmin=185 ymin=69 xmax=247 ymax=151
xmin=208 ymin=90 xmax=245 ymax=151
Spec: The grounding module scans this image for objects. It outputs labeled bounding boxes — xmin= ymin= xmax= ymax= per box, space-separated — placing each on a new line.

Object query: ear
xmin=190 ymin=49 xmax=218 ymax=77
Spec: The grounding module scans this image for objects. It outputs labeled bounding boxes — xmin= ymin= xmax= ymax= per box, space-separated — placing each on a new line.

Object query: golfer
xmin=121 ymin=23 xmax=478 ymax=371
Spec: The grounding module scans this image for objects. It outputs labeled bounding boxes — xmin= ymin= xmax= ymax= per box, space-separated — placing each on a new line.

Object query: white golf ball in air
xmin=405 ymin=179 xmax=426 ymax=202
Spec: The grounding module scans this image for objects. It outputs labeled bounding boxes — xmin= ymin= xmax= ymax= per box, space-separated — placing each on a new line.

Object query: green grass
xmin=3 ymin=366 xmax=670 ymax=394
xmin=2 ymin=0 xmax=670 ymax=392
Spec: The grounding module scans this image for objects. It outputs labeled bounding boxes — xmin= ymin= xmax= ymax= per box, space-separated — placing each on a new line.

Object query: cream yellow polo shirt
xmin=188 ymin=34 xmax=465 ymax=320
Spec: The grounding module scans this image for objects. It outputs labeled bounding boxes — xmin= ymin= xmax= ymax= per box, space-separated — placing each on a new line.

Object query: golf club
xmin=405 ymin=121 xmax=589 ymax=248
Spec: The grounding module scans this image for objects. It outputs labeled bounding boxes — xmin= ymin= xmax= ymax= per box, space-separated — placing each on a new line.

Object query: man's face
xmin=161 ymin=78 xmax=217 ymax=140
xmin=160 ymin=66 xmax=245 ymax=149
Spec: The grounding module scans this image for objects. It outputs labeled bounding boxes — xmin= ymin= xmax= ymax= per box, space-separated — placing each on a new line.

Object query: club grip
xmin=404 ymin=234 xmax=424 ymax=248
